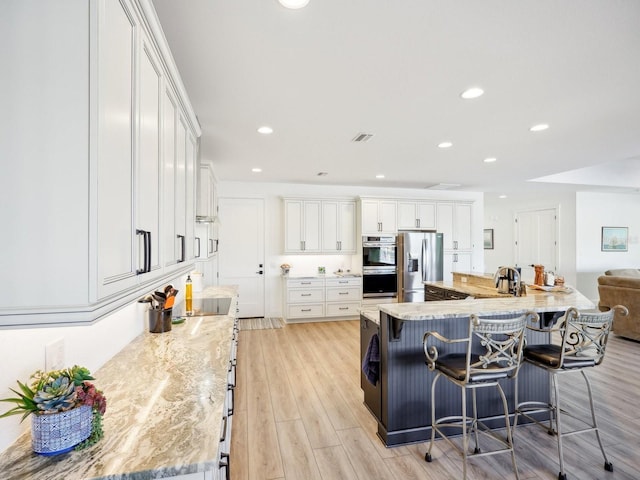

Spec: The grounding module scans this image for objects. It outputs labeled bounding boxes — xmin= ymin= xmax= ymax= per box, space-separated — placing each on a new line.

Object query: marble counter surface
xmin=0 ymin=286 xmax=238 ymax=480
xmin=380 ymin=287 xmax=594 ymax=320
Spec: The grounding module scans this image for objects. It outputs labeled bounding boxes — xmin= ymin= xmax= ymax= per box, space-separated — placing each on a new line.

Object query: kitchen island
xmin=0 ymin=286 xmax=238 ymax=480
xmin=361 ymin=286 xmax=594 ymax=446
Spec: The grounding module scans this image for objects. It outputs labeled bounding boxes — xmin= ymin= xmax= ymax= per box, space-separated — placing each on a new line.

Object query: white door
xmin=218 ymin=198 xmax=265 ymax=318
xmin=514 ymin=208 xmax=558 ymax=283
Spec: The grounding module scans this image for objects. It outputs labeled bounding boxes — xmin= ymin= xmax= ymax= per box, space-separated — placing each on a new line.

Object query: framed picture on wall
xmin=483 ymin=229 xmax=494 ymax=249
xmin=601 ymin=227 xmax=628 ymax=252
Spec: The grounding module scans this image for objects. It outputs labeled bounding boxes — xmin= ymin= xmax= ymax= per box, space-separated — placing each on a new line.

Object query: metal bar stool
xmin=514 ymin=305 xmax=628 ymax=480
xmin=423 ymin=311 xmax=538 ymax=480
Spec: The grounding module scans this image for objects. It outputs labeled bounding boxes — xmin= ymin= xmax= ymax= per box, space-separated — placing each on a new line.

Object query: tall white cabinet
xmin=437 ymin=202 xmax=473 ymax=281
xmin=1 ymin=0 xmax=200 ymax=327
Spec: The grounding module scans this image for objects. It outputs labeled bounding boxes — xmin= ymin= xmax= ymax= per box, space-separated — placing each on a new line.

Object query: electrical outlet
xmin=45 ymin=338 xmax=65 ymax=371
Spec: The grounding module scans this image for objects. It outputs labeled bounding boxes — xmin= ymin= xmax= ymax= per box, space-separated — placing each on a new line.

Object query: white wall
xmin=575 ymin=191 xmax=640 ymax=300
xmin=484 ymin=190 xmax=640 ymax=302
xmin=217 ymin=181 xmax=484 ymax=317
xmin=483 ymin=191 xmax=577 ymax=285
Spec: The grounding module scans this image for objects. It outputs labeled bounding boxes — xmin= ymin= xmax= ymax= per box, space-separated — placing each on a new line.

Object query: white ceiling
xmin=151 ymin=0 xmax=640 ymax=196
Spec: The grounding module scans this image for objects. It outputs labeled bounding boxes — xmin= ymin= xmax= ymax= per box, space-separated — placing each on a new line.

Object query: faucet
xmin=494 ymin=266 xmax=522 ymax=296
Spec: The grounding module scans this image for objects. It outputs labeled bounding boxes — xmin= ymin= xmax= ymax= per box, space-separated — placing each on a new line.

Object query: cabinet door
xmin=284 ymin=200 xmax=304 ymax=253
xmin=379 ymin=201 xmax=397 ymax=234
xmin=337 ymin=201 xmax=356 ymax=253
xmin=162 ymin=87 xmax=178 ymax=266
xmin=96 ymin=0 xmax=137 ymax=298
xmin=361 ymin=200 xmax=381 ymax=234
xmin=454 ymin=203 xmax=472 ymax=250
xmin=397 ymin=202 xmax=418 ymax=229
xmin=197 ymin=165 xmax=214 ymax=218
xmin=416 ymin=202 xmax=436 ymax=230
xmin=302 ymin=200 xmax=321 ymax=252
xmin=321 ymin=201 xmax=340 ymax=252
xmin=137 ymin=34 xmax=162 ymax=277
xmin=436 ymin=203 xmax=454 ymax=250
xmin=185 ymin=131 xmax=196 ymax=261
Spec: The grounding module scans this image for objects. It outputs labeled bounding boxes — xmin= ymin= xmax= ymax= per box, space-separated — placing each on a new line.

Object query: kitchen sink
xmin=172 ymin=297 xmax=232 ymax=318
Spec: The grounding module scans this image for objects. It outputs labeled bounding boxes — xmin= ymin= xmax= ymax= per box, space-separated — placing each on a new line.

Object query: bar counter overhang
xmin=360 ymin=288 xmax=595 ymax=447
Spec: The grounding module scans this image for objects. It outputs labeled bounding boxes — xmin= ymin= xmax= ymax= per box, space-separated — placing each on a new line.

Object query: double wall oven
xmin=362 ymin=236 xmax=397 ymax=299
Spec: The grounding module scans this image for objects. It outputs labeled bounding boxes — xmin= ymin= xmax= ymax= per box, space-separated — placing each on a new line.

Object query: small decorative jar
xmin=31 ymin=405 xmax=93 ymax=455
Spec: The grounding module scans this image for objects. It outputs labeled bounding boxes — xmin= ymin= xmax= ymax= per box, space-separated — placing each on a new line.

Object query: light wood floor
xmin=230 ymin=320 xmax=640 ymax=480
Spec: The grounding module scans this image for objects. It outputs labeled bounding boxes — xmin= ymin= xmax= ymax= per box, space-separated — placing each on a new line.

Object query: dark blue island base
xmin=361 ymin=311 xmax=557 ymax=447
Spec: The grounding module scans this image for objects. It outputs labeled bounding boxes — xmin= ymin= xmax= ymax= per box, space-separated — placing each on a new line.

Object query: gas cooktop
xmin=172 ymin=297 xmax=232 ymax=318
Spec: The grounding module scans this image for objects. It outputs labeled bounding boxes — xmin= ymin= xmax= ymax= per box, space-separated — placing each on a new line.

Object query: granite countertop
xmin=0 ymin=286 xmax=238 ymax=480
xmin=380 ymin=288 xmax=594 ymax=321
xmin=425 ymin=280 xmax=511 ymax=298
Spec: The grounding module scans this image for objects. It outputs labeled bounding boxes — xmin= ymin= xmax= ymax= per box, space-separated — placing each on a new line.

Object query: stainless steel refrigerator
xmin=397 ymin=231 xmax=443 ymax=302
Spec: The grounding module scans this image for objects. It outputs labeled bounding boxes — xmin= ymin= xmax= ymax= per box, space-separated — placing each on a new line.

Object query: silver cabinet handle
xmin=301 ymin=293 xmax=312 ymax=296
xmin=301 ymin=308 xmax=311 ymax=312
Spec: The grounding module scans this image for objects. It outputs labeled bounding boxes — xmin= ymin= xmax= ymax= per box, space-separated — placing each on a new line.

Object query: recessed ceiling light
xmin=278 ymin=0 xmax=309 ymax=9
xmin=257 ymin=126 xmax=273 ymax=135
xmin=252 ymin=168 xmax=262 ymax=173
xmin=460 ymin=87 xmax=484 ymax=99
xmin=530 ymin=123 xmax=549 ymax=132
xmin=438 ymin=141 xmax=453 ymax=149
xmin=499 ymin=194 xmax=507 ymax=199
xmin=484 ymin=157 xmax=497 ymax=163
xmin=376 ymin=174 xmax=385 ymax=179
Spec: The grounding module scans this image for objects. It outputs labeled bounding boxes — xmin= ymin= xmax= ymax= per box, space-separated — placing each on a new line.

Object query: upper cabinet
xmin=321 ymin=200 xmax=357 ymax=253
xmin=195 ymin=164 xmax=218 ymax=260
xmin=283 ymin=198 xmax=357 ymax=254
xmin=1 ymin=0 xmax=201 ymax=327
xmin=436 ymin=202 xmax=472 ymax=251
xmin=397 ymin=201 xmax=436 ymax=230
xmin=284 ymin=199 xmax=322 ymax=253
xmin=361 ymin=199 xmax=397 ymax=235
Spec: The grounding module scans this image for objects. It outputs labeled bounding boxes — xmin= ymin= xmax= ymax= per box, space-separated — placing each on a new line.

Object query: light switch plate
xmin=45 ymin=338 xmax=65 ymax=371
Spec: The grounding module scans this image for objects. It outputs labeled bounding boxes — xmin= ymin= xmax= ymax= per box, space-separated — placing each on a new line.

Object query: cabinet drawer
xmin=288 ymin=304 xmax=324 ymax=318
xmin=326 ymin=287 xmax=360 ymax=302
xmin=325 ymin=277 xmax=361 ymax=287
xmin=288 ymin=288 xmax=324 ymax=303
xmin=326 ymin=302 xmax=361 ymax=317
xmin=287 ymin=278 xmax=324 ymax=288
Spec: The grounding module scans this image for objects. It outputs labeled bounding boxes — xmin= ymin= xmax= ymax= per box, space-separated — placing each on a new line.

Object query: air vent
xmin=352 ymin=132 xmax=374 ymax=143
xmin=425 ymin=183 xmax=462 ymax=190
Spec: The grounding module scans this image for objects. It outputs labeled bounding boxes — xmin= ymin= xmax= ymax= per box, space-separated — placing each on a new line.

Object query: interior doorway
xmin=514 ymin=207 xmax=558 ymax=283
xmin=218 ymin=197 xmax=265 ymax=318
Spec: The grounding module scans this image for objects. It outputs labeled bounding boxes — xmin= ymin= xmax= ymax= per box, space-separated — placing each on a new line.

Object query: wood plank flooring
xmin=231 ymin=320 xmax=640 ymax=480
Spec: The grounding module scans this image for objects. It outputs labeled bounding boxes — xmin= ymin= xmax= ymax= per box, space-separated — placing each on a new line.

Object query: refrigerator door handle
xmin=422 ymin=239 xmax=428 ymax=282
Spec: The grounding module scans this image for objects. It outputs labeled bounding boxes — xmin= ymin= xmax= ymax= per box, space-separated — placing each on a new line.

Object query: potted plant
xmin=0 ymin=365 xmax=107 ymax=455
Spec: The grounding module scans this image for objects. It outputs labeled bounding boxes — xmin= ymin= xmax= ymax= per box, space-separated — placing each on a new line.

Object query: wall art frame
xmin=601 ymin=226 xmax=628 ymax=252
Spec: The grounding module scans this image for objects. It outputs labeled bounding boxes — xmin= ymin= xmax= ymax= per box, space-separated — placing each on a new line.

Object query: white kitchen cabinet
xmin=361 ymin=199 xmax=397 ymax=234
xmin=1 ymin=0 xmax=201 ymax=327
xmin=436 ymin=202 xmax=472 ymax=251
xmin=197 ymin=164 xmax=217 ymax=221
xmin=284 ymin=277 xmax=361 ymax=322
xmin=443 ymin=252 xmax=473 ymax=282
xmin=321 ymin=200 xmax=357 ymax=253
xmin=284 ymin=199 xmax=322 ymax=253
xmin=397 ymin=201 xmax=436 ymax=230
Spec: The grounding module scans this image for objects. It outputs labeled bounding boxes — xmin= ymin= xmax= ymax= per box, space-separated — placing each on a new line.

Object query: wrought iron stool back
xmin=514 ymin=305 xmax=628 ymax=480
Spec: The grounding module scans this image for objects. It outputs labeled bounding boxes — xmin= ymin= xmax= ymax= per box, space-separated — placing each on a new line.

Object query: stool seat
xmin=435 ymin=353 xmax=514 ymax=382
xmin=523 ymin=344 xmax=596 ymax=369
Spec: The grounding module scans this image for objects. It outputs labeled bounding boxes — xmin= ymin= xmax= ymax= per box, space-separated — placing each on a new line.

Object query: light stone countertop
xmin=0 ymin=285 xmax=238 ymax=480
xmin=380 ymin=287 xmax=594 ymax=321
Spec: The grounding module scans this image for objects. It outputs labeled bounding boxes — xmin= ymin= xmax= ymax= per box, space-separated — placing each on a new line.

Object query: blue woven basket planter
xmin=31 ymin=405 xmax=92 ymax=455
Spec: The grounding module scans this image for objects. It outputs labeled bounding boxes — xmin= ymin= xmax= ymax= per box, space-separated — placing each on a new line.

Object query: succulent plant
xmin=33 ymin=376 xmax=77 ymax=414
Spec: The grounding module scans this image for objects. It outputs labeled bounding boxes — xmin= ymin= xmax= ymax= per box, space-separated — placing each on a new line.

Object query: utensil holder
xmin=148 ymin=308 xmax=172 ymax=333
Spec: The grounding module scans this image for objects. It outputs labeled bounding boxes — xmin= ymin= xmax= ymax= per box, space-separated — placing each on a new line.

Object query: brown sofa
xmin=598 ymin=269 xmax=640 ymax=341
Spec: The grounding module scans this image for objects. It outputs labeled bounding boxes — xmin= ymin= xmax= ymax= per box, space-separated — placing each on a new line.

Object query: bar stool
xmin=514 ymin=305 xmax=628 ymax=480
xmin=423 ymin=311 xmax=538 ymax=480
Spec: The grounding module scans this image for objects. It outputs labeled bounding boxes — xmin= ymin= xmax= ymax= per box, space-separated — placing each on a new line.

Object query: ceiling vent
xmin=425 ymin=183 xmax=462 ymax=190
xmin=352 ymin=132 xmax=374 ymax=143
